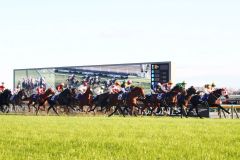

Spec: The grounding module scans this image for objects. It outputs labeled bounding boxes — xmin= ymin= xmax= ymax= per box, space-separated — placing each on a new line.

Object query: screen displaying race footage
xmin=14 ymin=62 xmax=171 ymax=95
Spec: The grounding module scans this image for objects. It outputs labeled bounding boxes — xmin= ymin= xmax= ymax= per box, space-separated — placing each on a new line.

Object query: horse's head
xmin=18 ymin=89 xmax=28 ymax=99
xmin=2 ymin=89 xmax=12 ymax=99
xmin=131 ymin=87 xmax=145 ymax=99
xmin=221 ymin=88 xmax=229 ymax=99
xmin=71 ymin=88 xmax=77 ymax=95
xmin=212 ymin=88 xmax=229 ymax=99
xmin=171 ymin=85 xmax=185 ymax=94
xmin=186 ymin=86 xmax=197 ymax=96
xmin=59 ymin=88 xmax=72 ymax=99
xmin=44 ymin=88 xmax=54 ymax=95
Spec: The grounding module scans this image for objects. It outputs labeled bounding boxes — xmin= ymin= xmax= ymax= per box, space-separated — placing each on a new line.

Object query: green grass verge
xmin=0 ymin=116 xmax=239 ymax=160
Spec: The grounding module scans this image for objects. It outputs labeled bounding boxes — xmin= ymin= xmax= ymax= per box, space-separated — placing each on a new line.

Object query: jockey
xmin=121 ymin=80 xmax=133 ymax=93
xmin=110 ymin=81 xmax=121 ymax=94
xmin=0 ymin=82 xmax=5 ymax=93
xmin=204 ymin=84 xmax=211 ymax=94
xmin=10 ymin=85 xmax=21 ymax=101
xmin=78 ymin=81 xmax=88 ymax=94
xmin=36 ymin=85 xmax=45 ymax=95
xmin=210 ymin=82 xmax=216 ymax=92
xmin=13 ymin=84 xmax=21 ymax=95
xmin=161 ymin=80 xmax=173 ymax=93
xmin=176 ymin=81 xmax=186 ymax=89
xmin=154 ymin=82 xmax=162 ymax=93
xmin=51 ymin=83 xmax=64 ymax=101
xmin=202 ymin=83 xmax=215 ymax=101
xmin=39 ymin=77 xmax=46 ymax=87
xmin=56 ymin=82 xmax=64 ymax=93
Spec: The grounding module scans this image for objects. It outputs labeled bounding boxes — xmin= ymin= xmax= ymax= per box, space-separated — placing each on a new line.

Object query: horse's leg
xmin=182 ymin=105 xmax=188 ymax=118
xmin=222 ymin=109 xmax=226 ymax=118
xmin=89 ymin=105 xmax=96 ymax=115
xmin=195 ymin=105 xmax=202 ymax=118
xmin=180 ymin=105 xmax=183 ymax=118
xmin=108 ymin=106 xmax=118 ymax=117
xmin=52 ymin=106 xmax=59 ymax=116
xmin=5 ymin=104 xmax=10 ymax=113
xmin=141 ymin=105 xmax=147 ymax=115
xmin=69 ymin=105 xmax=75 ymax=112
xmin=217 ymin=107 xmax=221 ymax=118
xmin=11 ymin=104 xmax=16 ymax=112
xmin=36 ymin=105 xmax=41 ymax=115
xmin=129 ymin=106 xmax=134 ymax=116
xmin=89 ymin=105 xmax=97 ymax=112
xmin=219 ymin=105 xmax=230 ymax=114
xmin=150 ymin=106 xmax=156 ymax=116
xmin=47 ymin=106 xmax=51 ymax=115
xmin=133 ymin=104 xmax=138 ymax=116
xmin=117 ymin=105 xmax=125 ymax=117
xmin=27 ymin=101 xmax=32 ymax=112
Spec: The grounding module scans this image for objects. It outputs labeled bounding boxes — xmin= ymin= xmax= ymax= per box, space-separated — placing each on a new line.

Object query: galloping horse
xmin=46 ymin=88 xmax=74 ymax=115
xmin=74 ymin=86 xmax=94 ymax=113
xmin=177 ymin=86 xmax=197 ymax=118
xmin=91 ymin=92 xmax=110 ymax=113
xmin=9 ymin=89 xmax=28 ymax=112
xmin=189 ymin=88 xmax=230 ymax=118
xmin=0 ymin=89 xmax=12 ymax=113
xmin=27 ymin=88 xmax=55 ymax=113
xmin=140 ymin=85 xmax=185 ymax=116
xmin=108 ymin=86 xmax=145 ymax=117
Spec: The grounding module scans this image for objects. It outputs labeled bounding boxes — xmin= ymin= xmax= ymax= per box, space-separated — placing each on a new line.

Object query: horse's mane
xmin=211 ymin=88 xmax=223 ymax=94
xmin=131 ymin=86 xmax=143 ymax=92
xmin=84 ymin=86 xmax=92 ymax=94
xmin=2 ymin=89 xmax=11 ymax=94
xmin=170 ymin=86 xmax=181 ymax=92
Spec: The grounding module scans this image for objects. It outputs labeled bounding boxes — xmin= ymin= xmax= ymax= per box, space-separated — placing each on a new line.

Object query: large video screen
xmin=14 ymin=62 xmax=171 ymax=95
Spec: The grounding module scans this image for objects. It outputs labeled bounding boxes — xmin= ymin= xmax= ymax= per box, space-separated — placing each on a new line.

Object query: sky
xmin=0 ymin=0 xmax=240 ymax=89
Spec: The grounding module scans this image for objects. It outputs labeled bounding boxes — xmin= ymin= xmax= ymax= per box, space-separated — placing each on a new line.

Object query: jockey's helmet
xmin=157 ymin=82 xmax=161 ymax=86
xmin=168 ymin=80 xmax=173 ymax=84
xmin=61 ymin=82 xmax=64 ymax=86
xmin=127 ymin=80 xmax=132 ymax=84
xmin=182 ymin=81 xmax=186 ymax=85
xmin=211 ymin=82 xmax=216 ymax=87
xmin=115 ymin=81 xmax=120 ymax=85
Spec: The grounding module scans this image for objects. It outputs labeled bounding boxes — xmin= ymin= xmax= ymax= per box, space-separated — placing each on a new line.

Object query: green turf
xmin=0 ymin=116 xmax=239 ymax=160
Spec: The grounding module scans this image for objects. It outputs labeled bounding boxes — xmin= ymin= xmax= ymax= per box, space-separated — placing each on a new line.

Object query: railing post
xmin=231 ymin=105 xmax=234 ymax=119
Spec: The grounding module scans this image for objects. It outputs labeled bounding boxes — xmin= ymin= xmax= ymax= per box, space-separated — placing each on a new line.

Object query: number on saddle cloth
xmin=157 ymin=93 xmax=164 ymax=100
xmin=51 ymin=95 xmax=59 ymax=101
xmin=201 ymin=94 xmax=209 ymax=101
xmin=118 ymin=93 xmax=128 ymax=100
xmin=10 ymin=95 xmax=15 ymax=101
xmin=75 ymin=93 xmax=83 ymax=100
xmin=118 ymin=93 xmax=123 ymax=100
xmin=33 ymin=94 xmax=38 ymax=100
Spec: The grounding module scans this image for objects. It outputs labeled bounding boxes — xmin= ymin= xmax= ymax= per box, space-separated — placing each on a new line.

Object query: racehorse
xmin=0 ymin=89 xmax=12 ymax=113
xmin=177 ymin=86 xmax=197 ymax=118
xmin=108 ymin=86 xmax=145 ymax=117
xmin=46 ymin=88 xmax=74 ymax=115
xmin=27 ymin=88 xmax=55 ymax=113
xmin=9 ymin=89 xmax=28 ymax=112
xmin=188 ymin=88 xmax=230 ymax=118
xmin=74 ymin=86 xmax=94 ymax=113
xmin=140 ymin=85 xmax=185 ymax=116
xmin=91 ymin=92 xmax=110 ymax=113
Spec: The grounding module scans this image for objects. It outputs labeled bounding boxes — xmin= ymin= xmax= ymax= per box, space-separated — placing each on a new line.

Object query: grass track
xmin=0 ymin=116 xmax=239 ymax=160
